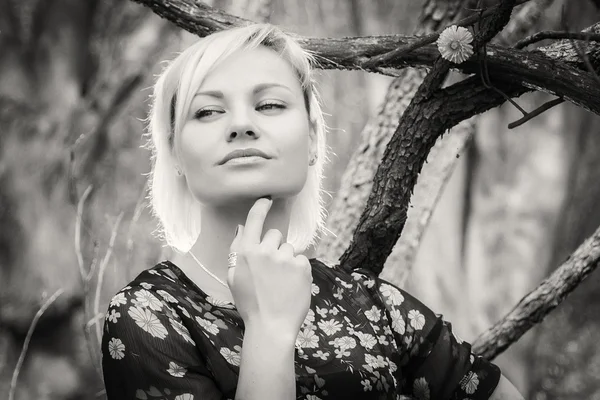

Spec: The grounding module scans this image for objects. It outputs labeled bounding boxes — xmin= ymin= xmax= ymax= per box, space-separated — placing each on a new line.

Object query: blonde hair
xmin=144 ymin=23 xmax=330 ymax=254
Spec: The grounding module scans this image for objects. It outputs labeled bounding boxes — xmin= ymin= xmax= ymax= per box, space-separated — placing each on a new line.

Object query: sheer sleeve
xmin=349 ymin=267 xmax=501 ymax=400
xmin=101 ymin=286 xmax=226 ymax=400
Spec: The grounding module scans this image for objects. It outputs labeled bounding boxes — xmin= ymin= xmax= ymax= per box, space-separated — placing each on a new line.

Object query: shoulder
xmin=311 ymin=258 xmax=377 ymax=287
xmin=107 ymin=262 xmax=183 ymax=308
xmin=103 ymin=262 xmax=194 ymax=344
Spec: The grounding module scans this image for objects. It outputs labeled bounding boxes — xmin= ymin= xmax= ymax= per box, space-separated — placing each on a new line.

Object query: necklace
xmin=188 ymin=251 xmax=229 ymax=289
xmin=188 ymin=251 xmax=304 ymax=355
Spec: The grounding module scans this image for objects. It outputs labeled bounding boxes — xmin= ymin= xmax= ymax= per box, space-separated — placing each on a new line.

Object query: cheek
xmin=279 ymin=128 xmax=309 ymax=164
xmin=177 ymin=125 xmax=215 ymax=170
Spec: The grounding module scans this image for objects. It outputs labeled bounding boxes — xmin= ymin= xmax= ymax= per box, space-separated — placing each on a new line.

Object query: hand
xmin=227 ymin=198 xmax=313 ymax=340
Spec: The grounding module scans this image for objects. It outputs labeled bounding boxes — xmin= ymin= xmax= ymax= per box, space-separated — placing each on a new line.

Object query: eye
xmin=194 ymin=108 xmax=224 ymax=119
xmin=257 ymin=102 xmax=286 ymax=112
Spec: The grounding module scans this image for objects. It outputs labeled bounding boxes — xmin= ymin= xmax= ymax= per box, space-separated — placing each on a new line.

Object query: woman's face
xmin=176 ymin=46 xmax=316 ymax=207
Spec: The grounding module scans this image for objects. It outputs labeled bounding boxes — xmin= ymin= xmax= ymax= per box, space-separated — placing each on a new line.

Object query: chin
xmin=197 ymin=183 xmax=304 ymax=205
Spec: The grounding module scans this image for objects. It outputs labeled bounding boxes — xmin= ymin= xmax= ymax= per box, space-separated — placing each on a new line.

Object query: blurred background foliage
xmin=1 ymin=0 xmax=600 ymax=399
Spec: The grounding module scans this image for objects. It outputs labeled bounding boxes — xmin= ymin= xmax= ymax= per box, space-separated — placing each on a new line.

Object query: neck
xmin=176 ymin=196 xmax=314 ymax=286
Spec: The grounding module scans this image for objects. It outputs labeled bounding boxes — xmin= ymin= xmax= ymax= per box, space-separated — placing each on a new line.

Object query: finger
xmin=278 ymin=242 xmax=295 ymax=258
xmin=229 ymin=224 xmax=244 ymax=253
xmin=261 ymin=229 xmax=283 ymax=249
xmin=242 ymin=197 xmax=272 ymax=244
xmin=227 ymin=264 xmax=235 ymax=288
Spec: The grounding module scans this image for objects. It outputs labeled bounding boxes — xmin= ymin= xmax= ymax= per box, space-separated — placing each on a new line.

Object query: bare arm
xmin=489 ymin=374 xmax=525 ymax=400
xmin=235 ymin=324 xmax=297 ymax=400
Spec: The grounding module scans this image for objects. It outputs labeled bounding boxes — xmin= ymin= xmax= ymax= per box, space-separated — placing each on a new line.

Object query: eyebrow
xmin=194 ymin=83 xmax=292 ymax=99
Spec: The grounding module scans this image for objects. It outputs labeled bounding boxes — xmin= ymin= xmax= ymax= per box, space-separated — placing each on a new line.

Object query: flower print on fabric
xmin=108 ymin=338 xmax=125 ymax=360
xmin=128 ymin=306 xmax=168 ymax=339
xmin=167 ymin=361 xmax=187 ymax=377
xmin=101 ymin=260 xmax=501 ymax=400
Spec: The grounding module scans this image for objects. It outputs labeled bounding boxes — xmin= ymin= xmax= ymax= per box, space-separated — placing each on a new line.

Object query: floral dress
xmin=101 ymin=258 xmax=500 ymax=400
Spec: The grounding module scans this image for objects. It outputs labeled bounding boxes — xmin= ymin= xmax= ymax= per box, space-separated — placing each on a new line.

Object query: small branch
xmin=93 ymin=212 xmax=124 ymax=346
xmin=515 ymin=31 xmax=600 ymax=49
xmin=508 ymin=97 xmax=564 ymax=129
xmin=125 ymin=180 xmax=148 ymax=280
xmin=74 ymin=184 xmax=103 ymax=377
xmin=495 ymin=0 xmax=557 ymax=47
xmin=361 ymin=0 xmax=529 ymax=69
xmin=560 ymin=8 xmax=600 ymax=88
xmin=75 ymin=185 xmax=93 ymax=279
xmin=8 ymin=289 xmax=64 ymax=400
xmin=473 ymin=223 xmax=600 ymax=360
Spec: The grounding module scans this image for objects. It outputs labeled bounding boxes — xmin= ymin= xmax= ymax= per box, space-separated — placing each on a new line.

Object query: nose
xmin=227 ymin=111 xmax=260 ymax=142
xmin=227 ymin=128 xmax=258 ymax=142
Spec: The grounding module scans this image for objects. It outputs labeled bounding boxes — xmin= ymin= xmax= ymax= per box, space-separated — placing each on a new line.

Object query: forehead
xmin=198 ymin=46 xmax=302 ymax=91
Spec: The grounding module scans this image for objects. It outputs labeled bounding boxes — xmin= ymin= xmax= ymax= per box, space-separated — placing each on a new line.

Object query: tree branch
xmin=473 ymin=223 xmax=600 ymax=360
xmin=361 ymin=0 xmax=529 ymax=69
xmin=130 ymin=0 xmax=248 ymax=35
xmin=515 ymin=30 xmax=600 ymax=49
xmin=130 ymin=0 xmax=600 ymax=116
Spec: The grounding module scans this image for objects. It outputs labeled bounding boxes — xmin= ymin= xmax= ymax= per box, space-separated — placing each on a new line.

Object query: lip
xmin=218 ymin=148 xmax=272 ymax=165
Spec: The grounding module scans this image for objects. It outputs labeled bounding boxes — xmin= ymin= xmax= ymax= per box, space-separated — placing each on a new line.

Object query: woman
xmin=101 ymin=24 xmax=524 ymax=400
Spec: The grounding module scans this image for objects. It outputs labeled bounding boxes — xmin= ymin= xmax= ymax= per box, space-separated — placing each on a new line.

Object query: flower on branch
xmin=437 ymin=25 xmax=474 ymax=64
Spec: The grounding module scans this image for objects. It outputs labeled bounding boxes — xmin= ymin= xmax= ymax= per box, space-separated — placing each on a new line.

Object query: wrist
xmin=244 ymin=321 xmax=298 ymax=346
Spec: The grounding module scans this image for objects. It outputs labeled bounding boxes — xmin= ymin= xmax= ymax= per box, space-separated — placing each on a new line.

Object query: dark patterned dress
xmin=101 ymin=258 xmax=500 ymax=399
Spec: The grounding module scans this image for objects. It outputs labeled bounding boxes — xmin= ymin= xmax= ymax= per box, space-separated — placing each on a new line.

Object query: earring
xmin=309 ymin=156 xmax=317 ymax=166
xmin=175 ymin=167 xmax=183 ymax=176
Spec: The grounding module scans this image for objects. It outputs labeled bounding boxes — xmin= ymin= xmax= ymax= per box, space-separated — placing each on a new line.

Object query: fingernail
xmin=264 ymin=195 xmax=272 ymax=201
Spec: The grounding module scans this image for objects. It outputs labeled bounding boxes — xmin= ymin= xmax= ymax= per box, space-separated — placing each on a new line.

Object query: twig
xmin=361 ymin=0 xmax=529 ymax=69
xmin=86 ymin=242 xmax=100 ymax=282
xmin=508 ymin=97 xmax=564 ymax=129
xmin=473 ymin=223 xmax=600 ymax=360
xmin=495 ymin=0 xmax=557 ymax=47
xmin=478 ymin=41 xmax=528 ymax=116
xmin=515 ymin=30 xmax=600 ymax=49
xmin=474 ymin=0 xmax=557 ymax=128
xmin=93 ymin=212 xmax=124 ymax=346
xmin=125 ymin=180 xmax=148 ymax=281
xmin=8 ymin=289 xmax=64 ymax=400
xmin=560 ymin=6 xmax=600 ymax=88
xmin=75 ymin=185 xmax=93 ymax=279
xmin=74 ymin=184 xmax=103 ymax=377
